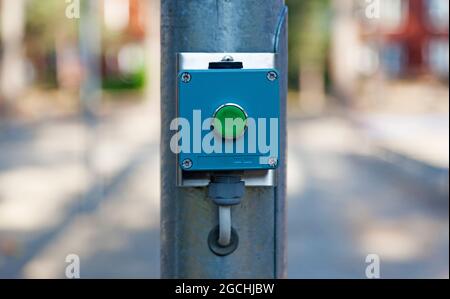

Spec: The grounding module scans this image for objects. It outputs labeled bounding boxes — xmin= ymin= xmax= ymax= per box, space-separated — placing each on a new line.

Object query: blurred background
xmin=0 ymin=0 xmax=448 ymax=278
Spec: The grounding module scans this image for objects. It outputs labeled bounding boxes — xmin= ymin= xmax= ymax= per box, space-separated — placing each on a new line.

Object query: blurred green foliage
xmin=26 ymin=0 xmax=78 ymax=50
xmin=23 ymin=0 xmax=331 ymax=93
xmin=24 ymin=0 xmax=144 ymax=92
xmin=25 ymin=0 xmax=78 ymax=87
xmin=102 ymin=68 xmax=146 ymax=91
xmin=286 ymin=0 xmax=331 ymax=90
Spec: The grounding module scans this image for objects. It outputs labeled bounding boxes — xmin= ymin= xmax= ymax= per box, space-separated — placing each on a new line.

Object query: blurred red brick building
xmin=361 ymin=0 xmax=449 ymax=78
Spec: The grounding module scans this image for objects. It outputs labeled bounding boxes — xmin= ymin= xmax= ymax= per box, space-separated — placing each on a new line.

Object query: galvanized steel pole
xmin=161 ymin=0 xmax=288 ymax=278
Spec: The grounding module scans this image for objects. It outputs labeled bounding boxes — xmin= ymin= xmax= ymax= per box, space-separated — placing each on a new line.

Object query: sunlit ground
xmin=0 ymin=89 xmax=448 ymax=278
xmin=0 ymin=96 xmax=161 ymax=278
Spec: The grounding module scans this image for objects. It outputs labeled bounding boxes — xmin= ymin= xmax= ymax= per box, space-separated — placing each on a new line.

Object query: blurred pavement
xmin=287 ymin=116 xmax=449 ymax=278
xmin=0 ymin=102 xmax=448 ymax=278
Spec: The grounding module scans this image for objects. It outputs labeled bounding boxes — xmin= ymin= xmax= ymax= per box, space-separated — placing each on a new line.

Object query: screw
xmin=181 ymin=158 xmax=193 ymax=169
xmin=267 ymin=71 xmax=278 ymax=81
xmin=181 ymin=72 xmax=191 ymax=83
xmin=221 ymin=55 xmax=234 ymax=62
xmin=268 ymin=157 xmax=278 ymax=168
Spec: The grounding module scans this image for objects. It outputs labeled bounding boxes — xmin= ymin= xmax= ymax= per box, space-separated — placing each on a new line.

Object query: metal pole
xmin=161 ymin=0 xmax=287 ymax=278
xmin=78 ymin=0 xmax=103 ymax=208
xmin=79 ymin=0 xmax=102 ymax=119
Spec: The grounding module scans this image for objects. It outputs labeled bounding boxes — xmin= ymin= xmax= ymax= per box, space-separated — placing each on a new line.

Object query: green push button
xmin=213 ymin=103 xmax=248 ymax=139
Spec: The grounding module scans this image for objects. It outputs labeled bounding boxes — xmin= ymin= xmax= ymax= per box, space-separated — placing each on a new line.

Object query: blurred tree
xmin=286 ymin=0 xmax=330 ymax=91
xmin=101 ymin=0 xmax=147 ymax=91
xmin=26 ymin=0 xmax=76 ymax=51
xmin=25 ymin=0 xmax=78 ymax=87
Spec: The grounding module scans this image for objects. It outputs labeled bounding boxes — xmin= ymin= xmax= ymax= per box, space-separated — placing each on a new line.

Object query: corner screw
xmin=181 ymin=72 xmax=191 ymax=83
xmin=268 ymin=157 xmax=278 ymax=168
xmin=181 ymin=158 xmax=193 ymax=169
xmin=267 ymin=71 xmax=278 ymax=82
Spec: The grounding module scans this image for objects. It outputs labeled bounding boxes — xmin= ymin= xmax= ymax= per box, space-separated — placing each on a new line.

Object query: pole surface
xmin=161 ymin=0 xmax=287 ymax=278
xmin=79 ymin=0 xmax=102 ymax=118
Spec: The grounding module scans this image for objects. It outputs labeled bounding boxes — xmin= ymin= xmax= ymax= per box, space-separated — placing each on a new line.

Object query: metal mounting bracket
xmin=176 ymin=52 xmax=278 ymax=187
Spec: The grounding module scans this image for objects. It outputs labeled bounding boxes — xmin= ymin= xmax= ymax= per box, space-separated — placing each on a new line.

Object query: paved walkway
xmin=0 ymin=104 xmax=448 ymax=278
xmin=287 ymin=117 xmax=448 ymax=278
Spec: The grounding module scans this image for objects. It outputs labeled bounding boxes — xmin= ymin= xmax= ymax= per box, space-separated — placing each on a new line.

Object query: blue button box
xmin=177 ymin=68 xmax=280 ymax=171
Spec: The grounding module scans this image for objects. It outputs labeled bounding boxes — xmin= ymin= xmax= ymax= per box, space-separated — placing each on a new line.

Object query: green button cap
xmin=213 ymin=104 xmax=248 ymax=139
